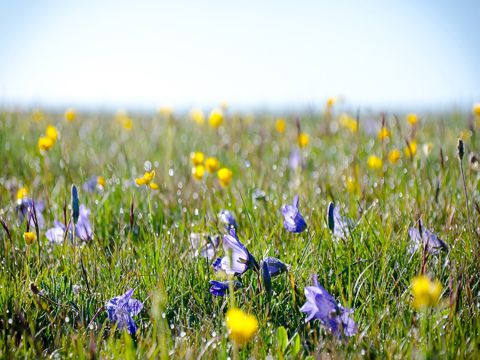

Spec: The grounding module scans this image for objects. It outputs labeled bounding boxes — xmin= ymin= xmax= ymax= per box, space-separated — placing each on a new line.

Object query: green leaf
xmin=276 ymin=326 xmax=288 ymax=354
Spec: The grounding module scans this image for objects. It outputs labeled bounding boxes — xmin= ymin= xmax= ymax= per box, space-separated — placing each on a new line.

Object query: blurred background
xmin=0 ymin=0 xmax=479 ymax=112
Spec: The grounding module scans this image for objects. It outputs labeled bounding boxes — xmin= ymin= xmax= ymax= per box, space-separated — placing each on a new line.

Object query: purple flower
xmin=189 ymin=233 xmax=219 ymax=260
xmin=209 ymin=280 xmax=242 ymax=296
xmin=218 ymin=210 xmax=237 ymax=230
xmin=106 ymin=289 xmax=143 ymax=335
xmin=214 ymin=228 xmax=258 ymax=276
xmin=327 ymin=202 xmax=353 ymax=240
xmin=17 ymin=198 xmax=45 ymax=229
xmin=45 ymin=204 xmax=93 ymax=243
xmin=83 ymin=176 xmax=104 ymax=193
xmin=300 ymin=275 xmax=357 ymax=339
xmin=261 ymin=257 xmax=289 ymax=277
xmin=289 ymin=148 xmax=302 ymax=171
xmin=46 ymin=220 xmax=67 ymax=244
xmin=408 ymin=220 xmax=448 ymax=254
xmin=261 ymin=261 xmax=272 ymax=295
xmin=281 ymin=195 xmax=307 ymax=233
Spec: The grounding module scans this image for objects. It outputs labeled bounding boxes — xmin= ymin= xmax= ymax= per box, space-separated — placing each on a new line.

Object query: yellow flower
xmin=46 ymin=125 xmax=58 ymax=142
xmin=190 ymin=109 xmax=205 ymax=125
xmin=472 ymin=103 xmax=480 ymax=117
xmin=404 ymin=140 xmax=417 ymax=159
xmin=24 ymin=231 xmax=37 ymax=245
xmin=122 ymin=117 xmax=133 ymax=130
xmin=32 ymin=110 xmax=44 ymax=122
xmin=339 ymin=113 xmax=358 ymax=133
xmin=326 ymin=97 xmax=336 ymax=109
xmin=205 ymin=157 xmax=220 ymax=173
xmin=367 ymin=155 xmax=383 ymax=169
xmin=190 ymin=151 xmax=205 ymax=166
xmin=192 ymin=165 xmax=205 ymax=181
xmin=388 ymin=149 xmax=401 ymax=164
xmin=64 ymin=108 xmax=77 ymax=122
xmin=16 ymin=187 xmax=28 ymax=202
xmin=345 ymin=176 xmax=359 ymax=193
xmin=459 ymin=130 xmax=471 ymax=141
xmin=411 ymin=275 xmax=442 ymax=310
xmin=135 ymin=170 xmax=158 ymax=189
xmin=225 ymin=308 xmax=258 ymax=346
xmin=217 ymin=168 xmax=233 ymax=187
xmin=297 ymin=133 xmax=309 ymax=148
xmin=378 ymin=127 xmax=390 ymax=141
xmin=38 ymin=136 xmax=55 ymax=152
xmin=406 ymin=113 xmax=418 ymax=125
xmin=208 ymin=109 xmax=224 ymax=128
xmin=159 ymin=107 xmax=173 ymax=117
xmin=275 ymin=118 xmax=286 ymax=133
xmin=97 ymin=176 xmax=106 ymax=187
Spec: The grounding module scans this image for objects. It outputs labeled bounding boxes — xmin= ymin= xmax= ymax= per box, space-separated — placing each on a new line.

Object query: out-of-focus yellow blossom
xmin=159 ymin=107 xmax=173 ymax=118
xmin=97 ymin=176 xmax=106 ymax=187
xmin=459 ymin=130 xmax=472 ymax=141
xmin=217 ymin=168 xmax=233 ymax=187
xmin=275 ymin=118 xmax=286 ymax=133
xmin=135 ymin=170 xmax=158 ymax=190
xmin=192 ymin=165 xmax=205 ymax=181
xmin=367 ymin=155 xmax=383 ymax=170
xmin=225 ymin=308 xmax=258 ymax=346
xmin=411 ymin=275 xmax=442 ymax=310
xmin=326 ymin=97 xmax=336 ymax=110
xmin=64 ymin=108 xmax=77 ymax=122
xmin=472 ymin=103 xmax=480 ymax=117
xmin=205 ymin=157 xmax=220 ymax=173
xmin=46 ymin=125 xmax=58 ymax=142
xmin=339 ymin=113 xmax=358 ymax=133
xmin=404 ymin=140 xmax=417 ymax=159
xmin=378 ymin=127 xmax=390 ymax=141
xmin=24 ymin=232 xmax=37 ymax=245
xmin=116 ymin=111 xmax=133 ymax=130
xmin=345 ymin=175 xmax=360 ymax=193
xmin=17 ymin=187 xmax=28 ymax=202
xmin=190 ymin=109 xmax=205 ymax=125
xmin=406 ymin=113 xmax=418 ymax=125
xmin=423 ymin=142 xmax=434 ymax=156
xmin=38 ymin=136 xmax=55 ymax=152
xmin=388 ymin=149 xmax=401 ymax=164
xmin=297 ymin=133 xmax=309 ymax=148
xmin=208 ymin=109 xmax=224 ymax=128
xmin=190 ymin=151 xmax=205 ymax=166
xmin=32 ymin=110 xmax=44 ymax=122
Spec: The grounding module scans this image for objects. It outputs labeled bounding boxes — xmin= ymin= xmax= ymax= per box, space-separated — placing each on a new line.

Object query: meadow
xmin=1 ymin=104 xmax=480 ymax=359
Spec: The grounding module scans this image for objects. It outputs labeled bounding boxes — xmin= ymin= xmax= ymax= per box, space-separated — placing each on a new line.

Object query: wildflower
xmin=189 ymin=233 xmax=219 ymax=260
xmin=388 ymin=149 xmax=401 ymax=164
xmin=159 ymin=106 xmax=173 ymax=118
xmin=64 ymin=108 xmax=77 ymax=122
xmin=23 ymin=231 xmax=37 ymax=245
xmin=45 ymin=221 xmax=67 ymax=244
xmin=289 ymin=148 xmax=302 ymax=171
xmin=377 ymin=127 xmax=390 ymax=141
xmin=225 ymin=308 xmax=258 ymax=346
xmin=135 ymin=170 xmax=158 ymax=190
xmin=411 ymin=276 xmax=442 ymax=310
xmin=38 ymin=136 xmax=55 ymax=152
xmin=190 ymin=151 xmax=205 ymax=166
xmin=275 ymin=118 xmax=286 ymax=133
xmin=213 ymin=228 xmax=258 ymax=276
xmin=46 ymin=204 xmax=93 ymax=243
xmin=473 ymin=103 xmax=480 ymax=117
xmin=32 ymin=110 xmax=44 ymax=122
xmin=16 ymin=187 xmax=28 ymax=203
xmin=339 ymin=113 xmax=358 ymax=133
xmin=208 ymin=109 xmax=224 ymax=128
xmin=408 ymin=220 xmax=448 ymax=254
xmin=261 ymin=257 xmax=289 ymax=277
xmin=327 ymin=202 xmax=354 ymax=241
xmin=217 ymin=168 xmax=233 ymax=187
xmin=71 ymin=185 xmax=80 ymax=224
xmin=326 ymin=97 xmax=336 ymax=109
xmin=209 ymin=280 xmax=242 ymax=297
xmin=406 ymin=113 xmax=418 ymax=125
xmin=46 ymin=125 xmax=58 ymax=141
xmin=190 ymin=108 xmax=205 ymax=125
xmin=205 ymin=157 xmax=220 ymax=173
xmin=262 ymin=261 xmax=272 ymax=295
xmin=83 ymin=175 xmax=105 ymax=193
xmin=218 ymin=210 xmax=238 ymax=230
xmin=300 ymin=275 xmax=357 ymax=338
xmin=17 ymin=197 xmax=45 ymax=229
xmin=106 ymin=289 xmax=143 ymax=335
xmin=297 ymin=132 xmax=309 ymax=148
xmin=281 ymin=195 xmax=307 ymax=233
xmin=345 ymin=176 xmax=359 ymax=193
xmin=404 ymin=140 xmax=417 ymax=159
xmin=367 ymin=155 xmax=382 ymax=170
xmin=192 ymin=165 xmax=205 ymax=181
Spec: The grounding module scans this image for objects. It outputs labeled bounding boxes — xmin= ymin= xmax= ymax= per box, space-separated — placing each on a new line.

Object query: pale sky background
xmin=0 ymin=0 xmax=479 ymax=111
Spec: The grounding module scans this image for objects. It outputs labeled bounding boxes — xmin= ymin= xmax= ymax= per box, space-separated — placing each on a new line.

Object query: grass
xmin=1 ymin=108 xmax=480 ymax=359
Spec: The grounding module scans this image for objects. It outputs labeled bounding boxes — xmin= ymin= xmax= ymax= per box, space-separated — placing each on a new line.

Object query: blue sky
xmin=0 ymin=0 xmax=479 ymax=110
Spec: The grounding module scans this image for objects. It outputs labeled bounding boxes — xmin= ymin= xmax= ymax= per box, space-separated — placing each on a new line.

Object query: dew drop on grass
xmin=180 ymin=331 xmax=186 ymax=338
xmin=169 ymin=169 xmax=174 ymax=177
xmin=144 ymin=161 xmax=152 ymax=171
xmin=8 ymin=318 xmax=12 ymax=324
